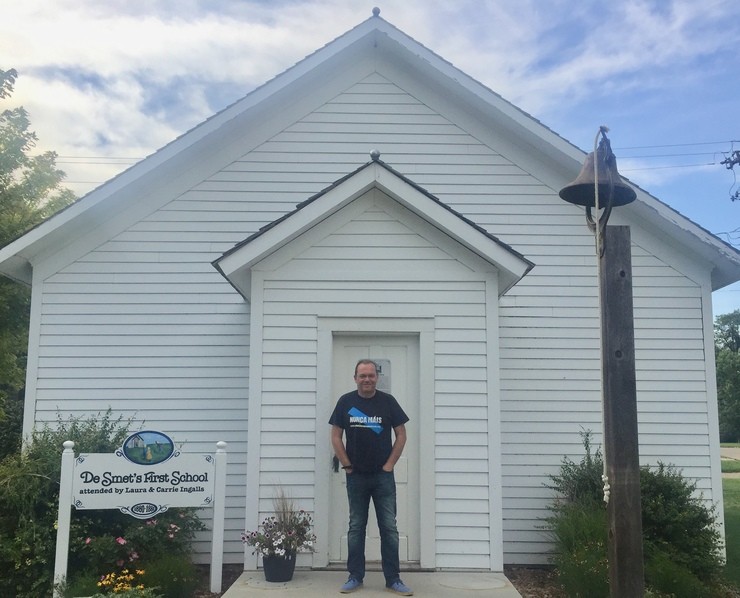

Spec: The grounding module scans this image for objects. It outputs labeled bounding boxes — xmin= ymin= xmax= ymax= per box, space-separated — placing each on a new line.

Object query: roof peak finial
xmin=370 ymin=149 xmax=380 ymax=161
xmin=372 ymin=7 xmax=380 ymax=17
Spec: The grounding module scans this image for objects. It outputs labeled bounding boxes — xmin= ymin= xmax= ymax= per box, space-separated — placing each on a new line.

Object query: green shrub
xmin=549 ymin=503 xmax=609 ymax=597
xmin=68 ymin=508 xmax=204 ymax=575
xmin=548 ymin=429 xmax=605 ymax=505
xmin=641 ymin=463 xmax=722 ymax=583
xmin=644 ymin=549 xmax=710 ymax=598
xmin=63 ymin=507 xmax=204 ymax=597
xmin=547 ymin=431 xmax=727 ymax=597
xmin=60 ymin=572 xmax=100 ymax=597
xmin=0 ymin=411 xmax=131 ymax=597
xmin=140 ymin=553 xmax=199 ymax=597
xmin=0 ymin=411 xmax=204 ymax=598
xmin=0 ymin=387 xmax=23 ymax=461
xmin=69 ymin=554 xmax=197 ymax=598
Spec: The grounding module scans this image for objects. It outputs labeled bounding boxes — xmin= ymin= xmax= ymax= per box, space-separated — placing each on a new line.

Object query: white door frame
xmin=315 ymin=317 xmax=436 ymax=569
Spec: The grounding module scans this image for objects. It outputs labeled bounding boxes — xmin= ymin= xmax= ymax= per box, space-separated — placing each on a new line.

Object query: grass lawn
xmin=724 ymin=460 xmax=740 ymax=474
xmin=724 ymin=478 xmax=740 ymax=586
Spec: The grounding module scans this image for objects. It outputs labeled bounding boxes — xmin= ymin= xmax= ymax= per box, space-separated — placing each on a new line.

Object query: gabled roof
xmin=213 ymin=157 xmax=534 ymax=300
xmin=1 ymin=10 xmax=738 ymax=289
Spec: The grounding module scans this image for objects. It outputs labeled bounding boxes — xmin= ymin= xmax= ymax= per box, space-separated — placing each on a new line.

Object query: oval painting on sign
xmin=122 ymin=430 xmax=175 ymax=465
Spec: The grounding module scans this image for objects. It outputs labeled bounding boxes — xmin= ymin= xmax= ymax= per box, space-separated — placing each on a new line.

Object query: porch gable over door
xmin=213 ymin=158 xmax=533 ymax=298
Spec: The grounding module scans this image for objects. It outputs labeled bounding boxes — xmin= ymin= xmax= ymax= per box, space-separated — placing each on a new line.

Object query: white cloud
xmin=3 ymin=0 xmax=739 ymax=203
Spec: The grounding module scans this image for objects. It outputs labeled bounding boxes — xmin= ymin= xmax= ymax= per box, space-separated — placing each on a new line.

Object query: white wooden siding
xmin=499 ymin=233 xmax=707 ymax=564
xmin=36 ymin=229 xmax=252 ymax=560
xmin=30 ymin=71 xmax=715 ymax=565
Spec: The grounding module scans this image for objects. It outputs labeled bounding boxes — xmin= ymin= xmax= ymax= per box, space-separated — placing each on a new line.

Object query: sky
xmin=3 ymin=0 xmax=740 ymax=315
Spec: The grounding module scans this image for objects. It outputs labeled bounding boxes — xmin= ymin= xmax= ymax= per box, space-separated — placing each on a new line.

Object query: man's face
xmin=354 ymin=362 xmax=378 ymax=397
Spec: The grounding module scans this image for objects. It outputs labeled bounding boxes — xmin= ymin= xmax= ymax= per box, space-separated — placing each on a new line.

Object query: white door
xmin=329 ymin=334 xmax=420 ymax=565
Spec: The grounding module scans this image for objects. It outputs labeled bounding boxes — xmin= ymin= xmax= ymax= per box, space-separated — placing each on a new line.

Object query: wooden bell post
xmin=560 ymin=128 xmax=645 ymax=597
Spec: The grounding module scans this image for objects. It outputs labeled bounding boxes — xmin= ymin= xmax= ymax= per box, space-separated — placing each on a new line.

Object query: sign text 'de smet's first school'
xmin=72 ymin=430 xmax=215 ymax=518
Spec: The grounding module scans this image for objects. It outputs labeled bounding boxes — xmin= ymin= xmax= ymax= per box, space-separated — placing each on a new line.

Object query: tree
xmin=715 ymin=309 xmax=740 ymax=353
xmin=0 ymin=68 xmax=75 ymax=243
xmin=0 ymin=68 xmax=75 ymax=455
xmin=715 ymin=310 xmax=740 ymax=442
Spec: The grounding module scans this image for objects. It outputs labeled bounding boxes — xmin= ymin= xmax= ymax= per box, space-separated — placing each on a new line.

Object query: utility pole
xmin=721 ymin=150 xmax=740 ymax=201
xmin=722 ymin=150 xmax=740 ymax=170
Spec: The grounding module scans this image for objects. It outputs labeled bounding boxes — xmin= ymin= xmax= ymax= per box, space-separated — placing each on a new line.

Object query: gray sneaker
xmin=340 ymin=576 xmax=363 ymax=593
xmin=386 ymin=579 xmax=413 ymax=595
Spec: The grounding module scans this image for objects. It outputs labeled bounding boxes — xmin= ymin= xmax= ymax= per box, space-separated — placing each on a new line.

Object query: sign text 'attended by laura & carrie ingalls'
xmin=72 ymin=430 xmax=215 ymax=519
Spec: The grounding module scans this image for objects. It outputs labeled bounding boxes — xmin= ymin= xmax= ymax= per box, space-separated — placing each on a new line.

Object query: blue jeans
xmin=345 ymin=470 xmax=400 ymax=586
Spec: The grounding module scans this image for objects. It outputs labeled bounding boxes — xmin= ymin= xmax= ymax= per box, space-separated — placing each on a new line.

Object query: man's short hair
xmin=354 ymin=359 xmax=378 ymax=376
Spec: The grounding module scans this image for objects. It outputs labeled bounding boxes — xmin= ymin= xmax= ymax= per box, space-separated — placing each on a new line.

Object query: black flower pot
xmin=262 ymin=552 xmax=297 ymax=582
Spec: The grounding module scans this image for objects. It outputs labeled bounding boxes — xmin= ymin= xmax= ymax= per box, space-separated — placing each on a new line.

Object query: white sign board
xmin=73 ymin=451 xmax=215 ymax=518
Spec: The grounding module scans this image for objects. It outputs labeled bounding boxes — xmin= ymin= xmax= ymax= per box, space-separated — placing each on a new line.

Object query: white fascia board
xmin=215 ymin=162 xmax=533 ymax=298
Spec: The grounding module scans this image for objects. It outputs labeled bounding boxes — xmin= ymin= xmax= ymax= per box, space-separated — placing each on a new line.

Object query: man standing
xmin=329 ymin=359 xmax=413 ymax=596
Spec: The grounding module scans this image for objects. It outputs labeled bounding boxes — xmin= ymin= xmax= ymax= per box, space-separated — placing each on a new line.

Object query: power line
xmin=620 ymin=152 xmax=724 ymax=158
xmin=56 ymin=156 xmax=140 ymax=160
xmin=44 ymin=140 xmax=740 ymax=166
xmin=621 ymin=162 xmax=717 ymax=172
xmin=715 ymin=226 xmax=740 ymax=248
xmin=56 ymin=157 xmax=140 ymax=164
xmin=50 ymin=138 xmax=740 ymax=204
xmin=615 ymin=140 xmax=739 ymax=150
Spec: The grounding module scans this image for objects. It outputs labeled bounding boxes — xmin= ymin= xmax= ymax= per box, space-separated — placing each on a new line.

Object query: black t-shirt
xmin=329 ymin=390 xmax=409 ymax=473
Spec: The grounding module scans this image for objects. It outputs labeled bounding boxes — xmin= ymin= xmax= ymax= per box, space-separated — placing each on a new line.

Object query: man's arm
xmin=331 ymin=425 xmax=353 ymax=470
xmin=382 ymin=424 xmax=407 ymax=472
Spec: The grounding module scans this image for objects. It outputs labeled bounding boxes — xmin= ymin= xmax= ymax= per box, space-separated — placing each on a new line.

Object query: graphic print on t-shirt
xmin=348 ymin=406 xmax=383 ymax=434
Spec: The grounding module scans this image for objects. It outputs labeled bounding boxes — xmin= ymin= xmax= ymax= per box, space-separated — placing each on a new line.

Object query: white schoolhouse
xmin=2 ymin=11 xmax=739 ymax=572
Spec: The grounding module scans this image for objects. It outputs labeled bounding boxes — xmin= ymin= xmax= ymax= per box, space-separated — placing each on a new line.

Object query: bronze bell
xmin=559 ymin=148 xmax=636 ymax=208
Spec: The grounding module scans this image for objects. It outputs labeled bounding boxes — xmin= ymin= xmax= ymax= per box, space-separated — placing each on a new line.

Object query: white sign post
xmin=54 ymin=434 xmax=227 ymax=597
xmin=54 ymin=441 xmax=76 ymax=595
